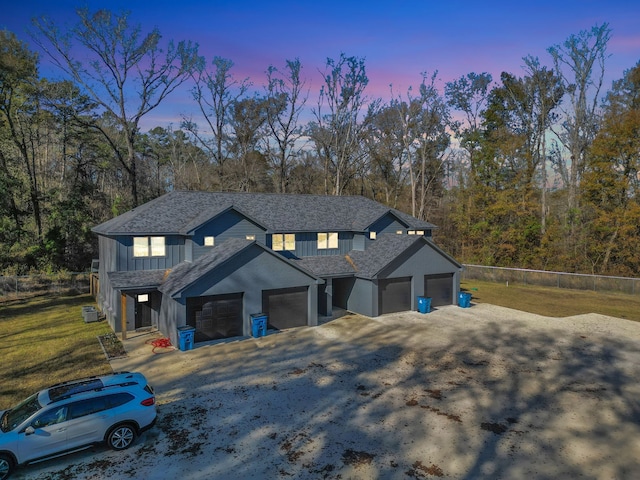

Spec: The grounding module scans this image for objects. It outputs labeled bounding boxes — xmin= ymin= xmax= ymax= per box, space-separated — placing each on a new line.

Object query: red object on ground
xmin=145 ymin=337 xmax=175 ymax=354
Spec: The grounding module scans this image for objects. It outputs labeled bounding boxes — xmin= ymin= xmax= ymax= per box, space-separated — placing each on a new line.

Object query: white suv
xmin=0 ymin=372 xmax=156 ymax=479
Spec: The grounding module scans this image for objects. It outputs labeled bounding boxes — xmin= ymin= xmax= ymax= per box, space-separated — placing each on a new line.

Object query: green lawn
xmin=1 ymin=284 xmax=638 ymax=409
xmin=461 ymin=279 xmax=640 ymax=321
xmin=0 ymin=294 xmax=113 ymax=409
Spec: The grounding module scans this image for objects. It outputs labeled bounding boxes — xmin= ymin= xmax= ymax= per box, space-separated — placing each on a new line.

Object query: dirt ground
xmin=16 ymin=303 xmax=640 ymax=479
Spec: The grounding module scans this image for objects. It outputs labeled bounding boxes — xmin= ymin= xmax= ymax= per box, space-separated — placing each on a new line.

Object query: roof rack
xmin=46 ymin=372 xmax=136 ymax=404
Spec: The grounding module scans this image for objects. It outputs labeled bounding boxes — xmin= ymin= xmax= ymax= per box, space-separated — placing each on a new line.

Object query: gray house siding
xmin=371 ymin=214 xmax=408 ymax=235
xmin=115 ymin=235 xmax=183 ymax=271
xmin=93 ymin=192 xmax=459 ymax=340
xmin=162 ymin=245 xmax=319 ymax=346
xmin=191 ymin=210 xmax=266 ymax=260
xmin=295 ymin=232 xmax=353 ymax=257
xmin=377 ymin=240 xmax=460 ymax=309
xmin=348 ymin=278 xmax=376 ymax=317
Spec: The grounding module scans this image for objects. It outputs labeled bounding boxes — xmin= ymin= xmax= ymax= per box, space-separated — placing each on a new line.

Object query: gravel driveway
xmin=17 ymin=303 xmax=640 ymax=479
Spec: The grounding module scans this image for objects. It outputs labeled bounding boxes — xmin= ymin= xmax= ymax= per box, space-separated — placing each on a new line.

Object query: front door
xmin=135 ymin=293 xmax=153 ymax=329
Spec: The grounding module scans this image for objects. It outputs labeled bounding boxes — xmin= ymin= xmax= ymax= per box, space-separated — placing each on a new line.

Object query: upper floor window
xmin=133 ymin=236 xmax=165 ymax=257
xmin=408 ymin=230 xmax=416 ymax=235
xmin=318 ymin=232 xmax=338 ymax=249
xmin=273 ymin=233 xmax=295 ymax=251
xmin=204 ymin=236 xmax=215 ymax=247
xmin=246 ymin=235 xmax=255 ymax=241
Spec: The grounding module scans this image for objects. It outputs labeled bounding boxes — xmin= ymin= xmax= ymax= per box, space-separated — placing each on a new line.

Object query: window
xmin=138 ymin=294 xmax=149 ymax=303
xmin=105 ymin=393 xmax=134 ymax=409
xmin=133 ymin=237 xmax=149 ymax=257
xmin=246 ymin=235 xmax=255 ymax=241
xmin=68 ymin=397 xmax=108 ymax=419
xmin=369 ymin=231 xmax=377 ymax=240
xmin=408 ymin=230 xmax=416 ymax=235
xmin=416 ymin=230 xmax=425 ymax=236
xmin=150 ymin=236 xmax=165 ymax=256
xmin=318 ymin=232 xmax=338 ymax=249
xmin=32 ymin=407 xmax=68 ymax=429
xmin=204 ymin=236 xmax=215 ymax=247
xmin=133 ymin=237 xmax=166 ymax=257
xmin=272 ymin=233 xmax=295 ymax=251
xmin=396 ymin=230 xmax=403 ymax=235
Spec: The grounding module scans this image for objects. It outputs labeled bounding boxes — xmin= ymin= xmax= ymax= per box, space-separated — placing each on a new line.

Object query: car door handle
xmin=56 ymin=427 xmax=67 ymax=432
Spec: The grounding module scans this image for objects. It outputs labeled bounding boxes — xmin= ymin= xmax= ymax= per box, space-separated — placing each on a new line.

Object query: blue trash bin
xmin=177 ymin=325 xmax=195 ymax=351
xmin=417 ymin=296 xmax=432 ymax=314
xmin=250 ymin=313 xmax=268 ymax=338
xmin=458 ymin=292 xmax=472 ymax=308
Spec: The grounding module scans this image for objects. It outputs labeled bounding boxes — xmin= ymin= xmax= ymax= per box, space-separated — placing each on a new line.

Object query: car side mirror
xmin=24 ymin=426 xmax=35 ymax=435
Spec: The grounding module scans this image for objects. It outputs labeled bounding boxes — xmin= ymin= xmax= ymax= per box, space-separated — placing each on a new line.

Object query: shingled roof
xmin=295 ymin=234 xmax=460 ymax=279
xmin=159 ymin=238 xmax=320 ymax=297
xmin=92 ymin=191 xmax=436 ymax=235
xmin=348 ymin=234 xmax=425 ymax=278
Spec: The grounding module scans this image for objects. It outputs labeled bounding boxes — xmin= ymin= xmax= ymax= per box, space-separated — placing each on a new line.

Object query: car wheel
xmin=0 ymin=454 xmax=13 ymax=480
xmin=106 ymin=424 xmax=136 ymax=450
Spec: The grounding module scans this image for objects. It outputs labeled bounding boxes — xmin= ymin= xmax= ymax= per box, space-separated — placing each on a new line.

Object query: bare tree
xmin=547 ymin=23 xmax=611 ymax=222
xmin=184 ymin=56 xmax=250 ymax=188
xmin=33 ymin=8 xmax=201 ymax=206
xmin=396 ymin=73 xmax=451 ymax=219
xmin=264 ymin=59 xmax=308 ymax=193
xmin=309 ymin=54 xmax=370 ymax=195
xmin=521 ymin=56 xmax=564 ymax=234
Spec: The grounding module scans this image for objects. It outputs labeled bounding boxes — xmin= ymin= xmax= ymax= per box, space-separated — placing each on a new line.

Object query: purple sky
xmin=4 ymin=0 xmax=640 ymax=129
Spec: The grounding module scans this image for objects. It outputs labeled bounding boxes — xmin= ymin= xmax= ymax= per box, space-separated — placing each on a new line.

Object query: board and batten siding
xmin=191 ymin=210 xmax=266 ymax=261
xmin=293 ymin=232 xmax=353 ymax=257
xmin=116 ymin=235 xmax=184 ymax=271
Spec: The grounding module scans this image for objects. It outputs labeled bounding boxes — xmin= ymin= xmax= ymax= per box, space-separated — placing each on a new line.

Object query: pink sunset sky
xmin=3 ymin=0 xmax=640 ymax=129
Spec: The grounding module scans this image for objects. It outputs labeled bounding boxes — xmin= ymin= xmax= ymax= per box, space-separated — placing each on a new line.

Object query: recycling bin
xmin=177 ymin=325 xmax=196 ymax=351
xmin=458 ymin=292 xmax=472 ymax=308
xmin=250 ymin=313 xmax=268 ymax=338
xmin=417 ymin=296 xmax=432 ymax=314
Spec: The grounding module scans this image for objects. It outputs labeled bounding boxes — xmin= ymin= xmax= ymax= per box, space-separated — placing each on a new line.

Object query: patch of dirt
xmin=406 ymin=460 xmax=444 ymax=477
xmin=420 ymin=405 xmax=462 ymax=423
xmin=341 ymin=448 xmax=375 ymax=467
xmin=97 ymin=333 xmax=127 ymax=359
xmin=425 ymin=389 xmax=443 ymax=400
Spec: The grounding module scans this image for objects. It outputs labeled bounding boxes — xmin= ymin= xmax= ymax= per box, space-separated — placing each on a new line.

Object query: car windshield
xmin=1 ymin=393 xmax=42 ymax=432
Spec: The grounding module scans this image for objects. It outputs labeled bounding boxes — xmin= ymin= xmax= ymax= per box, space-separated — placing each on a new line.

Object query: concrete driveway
xmin=17 ymin=303 xmax=640 ymax=479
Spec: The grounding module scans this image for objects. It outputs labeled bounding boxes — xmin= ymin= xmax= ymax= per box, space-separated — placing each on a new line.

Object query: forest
xmin=1 ymin=9 xmax=639 ymax=277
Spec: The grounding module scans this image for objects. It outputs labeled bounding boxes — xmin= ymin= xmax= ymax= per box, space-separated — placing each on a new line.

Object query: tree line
xmin=1 ymin=9 xmax=638 ymax=277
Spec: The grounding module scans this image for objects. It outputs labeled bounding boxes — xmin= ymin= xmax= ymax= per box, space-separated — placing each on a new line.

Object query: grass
xmin=0 ymin=294 xmax=114 ymax=409
xmin=1 ymin=284 xmax=638 ymax=410
xmin=461 ymin=279 xmax=640 ymax=321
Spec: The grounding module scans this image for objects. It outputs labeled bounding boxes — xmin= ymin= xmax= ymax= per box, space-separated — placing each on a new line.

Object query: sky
xmin=3 ymin=0 xmax=640 ymax=129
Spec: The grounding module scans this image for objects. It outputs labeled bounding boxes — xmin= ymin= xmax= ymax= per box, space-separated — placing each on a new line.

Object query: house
xmin=92 ymin=191 xmax=462 ymax=346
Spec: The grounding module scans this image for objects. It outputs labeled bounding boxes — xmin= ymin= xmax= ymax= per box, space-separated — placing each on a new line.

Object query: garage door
xmin=378 ymin=277 xmax=412 ymax=315
xmin=262 ymin=287 xmax=308 ymax=330
xmin=187 ymin=293 xmax=243 ymax=342
xmin=425 ymin=274 xmax=453 ymax=307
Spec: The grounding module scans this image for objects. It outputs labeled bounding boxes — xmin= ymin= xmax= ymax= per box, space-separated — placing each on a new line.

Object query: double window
xmin=317 ymin=232 xmax=338 ymax=249
xmin=272 ymin=233 xmax=295 ymax=251
xmin=133 ymin=237 xmax=165 ymax=257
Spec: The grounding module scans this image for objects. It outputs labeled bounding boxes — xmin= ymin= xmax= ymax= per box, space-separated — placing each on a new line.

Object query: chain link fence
xmin=0 ymin=273 xmax=91 ymax=302
xmin=462 ymin=264 xmax=640 ymax=295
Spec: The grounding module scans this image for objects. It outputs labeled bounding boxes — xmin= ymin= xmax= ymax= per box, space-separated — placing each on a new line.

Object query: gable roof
xmin=295 ymin=234 xmax=462 ymax=279
xmin=92 ymin=191 xmax=436 ymax=236
xmin=159 ymin=237 xmax=321 ymax=298
xmin=348 ymin=234 xmax=425 ymax=278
